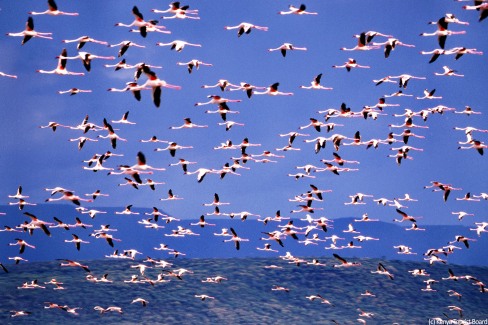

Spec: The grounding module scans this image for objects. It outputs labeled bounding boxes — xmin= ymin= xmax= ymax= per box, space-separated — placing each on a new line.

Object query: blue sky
xmin=0 ymin=0 xmax=487 ymax=229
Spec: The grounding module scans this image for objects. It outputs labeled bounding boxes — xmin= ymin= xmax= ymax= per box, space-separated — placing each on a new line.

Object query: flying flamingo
xmin=372 ymin=38 xmax=416 ymax=58
xmin=299 ymin=73 xmax=333 ymax=90
xmin=458 ymin=140 xmax=487 ymax=155
xmin=62 ymin=35 xmax=108 ymax=50
xmin=463 ymin=2 xmax=488 ymax=22
xmin=224 ymin=22 xmax=268 ymax=37
xmin=155 ymin=3 xmax=200 ymax=20
xmin=416 ymin=88 xmax=442 ymax=100
xmin=223 ymin=227 xmax=249 ymax=250
xmin=202 ymin=79 xmax=238 ymax=91
xmin=332 ymin=253 xmax=361 ymax=267
xmin=58 ymin=88 xmax=92 ymax=95
xmin=29 ymin=0 xmax=79 ymax=16
xmin=420 ymin=26 xmax=466 ymax=49
xmin=176 ymin=59 xmax=212 ymax=73
xmin=37 ymin=49 xmax=84 ymax=76
xmin=435 ymin=65 xmax=464 ymax=77
xmin=109 ymin=41 xmax=145 ymax=57
xmin=445 ymin=47 xmax=483 ymax=60
xmin=268 ymin=43 xmax=307 ymax=57
xmin=9 ymin=239 xmax=36 ymax=254
xmin=111 ymin=111 xmax=136 ymax=125
xmin=420 ymin=48 xmax=446 ymax=63
xmin=0 ymin=71 xmax=17 ymax=79
xmin=341 ymin=32 xmax=381 ymax=51
xmin=332 ymin=58 xmax=370 ymax=71
xmin=59 ymin=259 xmax=90 ymax=272
xmin=388 ymin=74 xmax=426 ymax=88
xmin=135 ymin=66 xmax=181 ymax=107
xmin=45 ymin=190 xmax=92 ymax=206
xmin=169 ymin=117 xmax=208 ymax=130
xmin=152 ymin=2 xmax=199 ymax=15
xmin=253 ymin=82 xmax=294 ymax=96
xmin=186 ymin=168 xmax=219 ymax=183
xmin=156 ymin=40 xmax=202 ymax=52
xmin=454 ymin=106 xmax=482 ymax=116
xmin=97 ymin=119 xmax=127 ymax=149
xmin=59 ymin=51 xmax=115 ymax=72
xmin=228 ymin=82 xmax=267 ymax=98
xmin=115 ymin=6 xmax=166 ymax=38
xmin=108 ymin=81 xmax=147 ymax=102
xmin=278 ymin=4 xmax=318 ymax=15
xmin=7 ymin=16 xmax=53 ymax=45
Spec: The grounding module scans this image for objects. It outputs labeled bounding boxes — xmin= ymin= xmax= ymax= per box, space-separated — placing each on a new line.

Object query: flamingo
xmin=62 ymin=35 xmax=108 ymax=50
xmin=332 ymin=58 xmax=370 ymax=71
xmin=463 ymin=2 xmax=488 ymax=22
xmin=458 ymin=139 xmax=487 ymax=155
xmin=8 ymin=186 xmax=30 ymax=200
xmin=58 ymin=88 xmax=92 ymax=95
xmin=203 ymin=193 xmax=230 ymax=206
xmin=109 ymin=41 xmax=145 ymax=57
xmin=170 ymin=118 xmax=208 ymax=130
xmin=59 ymin=51 xmax=115 ymax=72
xmin=373 ymin=38 xmax=416 ymax=58
xmin=108 ymin=81 xmax=148 ymax=102
xmin=37 ymin=49 xmax=84 ymax=76
xmin=202 ymin=79 xmax=238 ymax=91
xmin=115 ymin=6 xmax=166 ymax=38
xmin=160 ymin=189 xmax=183 ymax=201
xmin=420 ymin=28 xmax=466 ymax=49
xmin=131 ymin=298 xmax=148 ymax=307
xmin=341 ymin=32 xmax=381 ymax=51
xmin=389 ymin=74 xmax=426 ymax=88
xmin=156 ymin=40 xmax=202 ymax=52
xmin=0 ymin=71 xmax=17 ymax=79
xmin=353 ymin=31 xmax=393 ymax=44
xmin=155 ymin=3 xmax=200 ymax=20
xmin=253 ymin=82 xmax=294 ymax=96
xmin=218 ymin=120 xmax=245 ymax=131
xmin=299 ymin=73 xmax=333 ymax=90
xmin=156 ymin=142 xmax=193 ymax=157
xmin=195 ymin=95 xmax=241 ymax=107
xmin=9 ymin=239 xmax=36 ymax=254
xmin=45 ymin=190 xmax=92 ymax=206
xmin=228 ymin=82 xmax=267 ymax=98
xmin=371 ymin=263 xmax=394 ymax=279
xmin=420 ymin=48 xmax=447 ymax=63
xmin=445 ymin=46 xmax=483 ymax=60
xmin=435 ymin=65 xmax=464 ymax=77
xmin=152 ymin=2 xmax=199 ymax=15
xmin=332 ymin=253 xmax=361 ymax=267
xmin=177 ymin=59 xmax=212 ymax=74
xmin=224 ymin=22 xmax=268 ymax=37
xmin=97 ymin=118 xmax=127 ymax=149
xmin=7 ymin=17 xmax=53 ymax=45
xmin=29 ymin=0 xmax=79 ymax=16
xmin=268 ymin=43 xmax=307 ymax=57
xmin=416 ymin=88 xmax=442 ymax=100
xmin=454 ymin=106 xmax=482 ymax=115
xmin=64 ymin=234 xmax=89 ymax=251
xmin=186 ymin=168 xmax=218 ymax=183
xmin=223 ymin=227 xmax=249 ymax=250
xmin=190 ymin=215 xmax=216 ymax=228
xmin=278 ymin=4 xmax=318 ymax=15
xmin=58 ymin=259 xmax=90 ymax=272
xmin=136 ymin=66 xmax=181 ymax=107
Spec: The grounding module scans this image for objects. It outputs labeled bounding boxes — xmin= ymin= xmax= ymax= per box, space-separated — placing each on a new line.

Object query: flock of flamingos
xmin=1 ymin=0 xmax=487 ymax=322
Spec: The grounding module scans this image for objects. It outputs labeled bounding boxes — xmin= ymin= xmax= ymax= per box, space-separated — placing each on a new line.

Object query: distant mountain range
xmin=1 ymin=204 xmax=486 ymax=266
